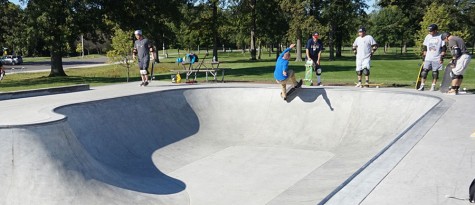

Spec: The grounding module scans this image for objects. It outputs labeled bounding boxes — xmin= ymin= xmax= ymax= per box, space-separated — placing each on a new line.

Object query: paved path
xmin=2 ymin=57 xmax=108 ymax=73
xmin=0 ymin=82 xmax=473 ymax=205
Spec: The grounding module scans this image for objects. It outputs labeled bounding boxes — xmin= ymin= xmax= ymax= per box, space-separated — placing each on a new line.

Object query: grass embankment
xmin=0 ymin=49 xmax=474 ymax=92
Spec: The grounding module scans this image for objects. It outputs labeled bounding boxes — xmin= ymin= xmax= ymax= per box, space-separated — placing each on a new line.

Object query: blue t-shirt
xmin=306 ymin=38 xmax=323 ymax=59
xmin=274 ymin=48 xmax=292 ymax=81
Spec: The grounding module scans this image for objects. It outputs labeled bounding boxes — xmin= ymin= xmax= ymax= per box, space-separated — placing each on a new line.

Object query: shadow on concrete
xmin=287 ymin=88 xmax=334 ymax=111
xmin=55 ymin=90 xmax=197 ymax=194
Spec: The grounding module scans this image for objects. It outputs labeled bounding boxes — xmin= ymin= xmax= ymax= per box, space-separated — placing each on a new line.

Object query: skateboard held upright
xmin=304 ymin=60 xmax=313 ymax=86
xmin=440 ymin=63 xmax=454 ymax=93
xmin=415 ymin=64 xmax=424 ymax=90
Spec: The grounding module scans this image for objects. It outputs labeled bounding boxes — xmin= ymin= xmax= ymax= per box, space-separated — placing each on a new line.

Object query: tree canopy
xmin=1 ymin=0 xmax=475 ymax=76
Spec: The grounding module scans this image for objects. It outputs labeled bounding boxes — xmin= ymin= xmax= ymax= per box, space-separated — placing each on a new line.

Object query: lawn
xmin=1 ymin=49 xmax=474 ymax=92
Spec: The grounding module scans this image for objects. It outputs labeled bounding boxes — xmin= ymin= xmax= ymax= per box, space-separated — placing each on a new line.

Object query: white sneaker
xmin=429 ymin=84 xmax=436 ymax=91
xmin=417 ymin=85 xmax=425 ymax=91
xmin=355 ymin=82 xmax=362 ymax=88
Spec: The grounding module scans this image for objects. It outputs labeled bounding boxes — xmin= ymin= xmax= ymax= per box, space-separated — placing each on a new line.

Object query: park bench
xmin=170 ymin=60 xmax=230 ymax=83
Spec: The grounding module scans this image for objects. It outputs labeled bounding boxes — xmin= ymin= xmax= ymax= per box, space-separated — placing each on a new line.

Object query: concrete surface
xmin=0 ymin=82 xmax=473 ymax=205
xmin=0 ymin=84 xmax=90 ymax=100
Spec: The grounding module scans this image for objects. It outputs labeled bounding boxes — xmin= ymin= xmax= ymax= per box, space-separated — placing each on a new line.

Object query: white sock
xmin=317 ymin=76 xmax=321 ymax=83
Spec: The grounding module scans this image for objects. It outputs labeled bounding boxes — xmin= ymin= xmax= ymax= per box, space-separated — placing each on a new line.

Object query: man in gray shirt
xmin=133 ymin=30 xmax=156 ymax=86
xmin=441 ymin=32 xmax=471 ymax=95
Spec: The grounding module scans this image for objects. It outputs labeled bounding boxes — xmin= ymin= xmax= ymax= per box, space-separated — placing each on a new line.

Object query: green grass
xmin=1 ymin=50 xmax=474 ymax=92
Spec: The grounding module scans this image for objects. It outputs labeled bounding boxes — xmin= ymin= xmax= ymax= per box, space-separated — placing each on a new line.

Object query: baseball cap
xmin=428 ymin=24 xmax=438 ymax=32
xmin=358 ymin=27 xmax=366 ymax=32
xmin=134 ymin=30 xmax=142 ymax=35
xmin=313 ymin=32 xmax=319 ymax=37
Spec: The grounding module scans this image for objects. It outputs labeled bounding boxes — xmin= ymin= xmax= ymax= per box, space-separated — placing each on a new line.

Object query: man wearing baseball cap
xmin=133 ymin=30 xmax=156 ymax=86
xmin=352 ymin=26 xmax=378 ymax=87
xmin=306 ymin=32 xmax=324 ymax=86
xmin=418 ymin=24 xmax=446 ymax=91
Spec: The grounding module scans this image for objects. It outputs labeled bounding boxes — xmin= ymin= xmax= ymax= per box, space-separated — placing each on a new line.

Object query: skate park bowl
xmin=0 ymin=86 xmax=445 ymax=205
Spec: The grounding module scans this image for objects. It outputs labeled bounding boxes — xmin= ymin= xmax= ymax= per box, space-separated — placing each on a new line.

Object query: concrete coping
xmin=0 ymin=84 xmax=90 ymax=101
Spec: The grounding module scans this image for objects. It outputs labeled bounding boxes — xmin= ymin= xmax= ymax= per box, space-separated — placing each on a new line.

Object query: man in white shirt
xmin=352 ymin=27 xmax=378 ymax=87
xmin=418 ymin=24 xmax=446 ymax=91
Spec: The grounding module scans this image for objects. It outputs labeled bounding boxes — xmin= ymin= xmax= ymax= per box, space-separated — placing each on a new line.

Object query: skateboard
xmin=150 ymin=61 xmax=156 ymax=81
xmin=415 ymin=64 xmax=423 ymax=90
xmin=304 ymin=60 xmax=313 ymax=86
xmin=283 ymin=79 xmax=303 ymax=101
xmin=440 ymin=63 xmax=454 ymax=93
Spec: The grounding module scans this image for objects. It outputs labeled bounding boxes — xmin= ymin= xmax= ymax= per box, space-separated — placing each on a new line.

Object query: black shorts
xmin=138 ymin=59 xmax=150 ymax=70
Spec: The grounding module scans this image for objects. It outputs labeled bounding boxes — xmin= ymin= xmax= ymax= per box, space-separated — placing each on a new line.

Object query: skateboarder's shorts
xmin=276 ymin=70 xmax=296 ymax=85
xmin=356 ymin=58 xmax=371 ymax=71
xmin=423 ymin=60 xmax=442 ymax=71
xmin=138 ymin=58 xmax=150 ymax=73
xmin=452 ymin=54 xmax=472 ymax=76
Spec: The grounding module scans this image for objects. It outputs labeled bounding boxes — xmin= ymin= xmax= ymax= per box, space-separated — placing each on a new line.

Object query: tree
xmin=415 ymin=2 xmax=469 ymax=55
xmin=107 ymin=27 xmax=133 ymax=82
xmin=22 ymin=0 xmax=104 ymax=77
xmin=280 ymin=0 xmax=320 ymax=61
xmin=0 ymin=2 xmax=24 ymax=55
xmin=320 ymin=0 xmax=367 ymax=59
xmin=103 ymin=0 xmax=183 ymax=63
xmin=369 ymin=6 xmax=409 ymax=54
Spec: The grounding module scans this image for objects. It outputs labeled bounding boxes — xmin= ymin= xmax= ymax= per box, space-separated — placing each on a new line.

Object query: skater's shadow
xmin=287 ymin=88 xmax=334 ymax=111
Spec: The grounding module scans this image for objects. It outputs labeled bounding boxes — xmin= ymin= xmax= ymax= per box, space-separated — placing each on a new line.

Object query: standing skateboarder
xmin=441 ymin=32 xmax=472 ymax=95
xmin=352 ymin=27 xmax=378 ymax=87
xmin=418 ymin=24 xmax=446 ymax=91
xmin=306 ymin=32 xmax=324 ymax=86
xmin=274 ymin=44 xmax=301 ymax=99
xmin=133 ymin=30 xmax=156 ymax=86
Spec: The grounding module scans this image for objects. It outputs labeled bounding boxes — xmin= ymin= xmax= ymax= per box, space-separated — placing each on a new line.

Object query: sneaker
xmin=447 ymin=89 xmax=457 ymax=95
xmin=417 ymin=85 xmax=424 ymax=91
xmin=317 ymin=82 xmax=323 ymax=86
xmin=355 ymin=82 xmax=362 ymax=88
xmin=139 ymin=81 xmax=145 ymax=86
xmin=144 ymin=81 xmax=149 ymax=86
xmin=429 ymin=84 xmax=436 ymax=91
xmin=364 ymin=82 xmax=369 ymax=87
xmin=280 ymin=92 xmax=287 ymax=100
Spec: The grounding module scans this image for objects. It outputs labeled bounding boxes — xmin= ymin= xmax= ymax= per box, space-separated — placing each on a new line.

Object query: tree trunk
xmin=328 ymin=24 xmax=335 ymax=61
xmin=335 ymin=30 xmax=342 ymax=57
xmin=295 ymin=29 xmax=303 ymax=62
xmin=48 ymin=35 xmax=67 ymax=77
xmin=249 ymin=0 xmax=257 ymax=60
xmin=212 ymin=1 xmax=219 ymax=62
xmin=257 ymin=40 xmax=261 ymax=60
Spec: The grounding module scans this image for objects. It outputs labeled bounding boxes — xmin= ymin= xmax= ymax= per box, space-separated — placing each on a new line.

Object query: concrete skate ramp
xmin=0 ymin=87 xmax=441 ymax=205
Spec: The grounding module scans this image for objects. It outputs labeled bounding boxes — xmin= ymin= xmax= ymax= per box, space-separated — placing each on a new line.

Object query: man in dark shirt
xmin=133 ymin=30 xmax=156 ymax=86
xmin=306 ymin=32 xmax=324 ymax=86
xmin=441 ymin=32 xmax=472 ymax=95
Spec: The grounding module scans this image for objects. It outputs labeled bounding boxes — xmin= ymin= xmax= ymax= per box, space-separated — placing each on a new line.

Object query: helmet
xmin=134 ymin=30 xmax=142 ymax=35
xmin=428 ymin=24 xmax=438 ymax=32
xmin=358 ymin=27 xmax=366 ymax=32
xmin=441 ymin=32 xmax=451 ymax=40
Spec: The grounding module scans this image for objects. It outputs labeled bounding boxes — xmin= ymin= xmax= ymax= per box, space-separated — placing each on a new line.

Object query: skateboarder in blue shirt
xmin=274 ymin=44 xmax=301 ymax=99
xmin=306 ymin=32 xmax=324 ymax=86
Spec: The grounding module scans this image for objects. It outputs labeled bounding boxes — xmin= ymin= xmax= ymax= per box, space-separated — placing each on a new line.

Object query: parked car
xmin=0 ymin=55 xmax=23 ymax=65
